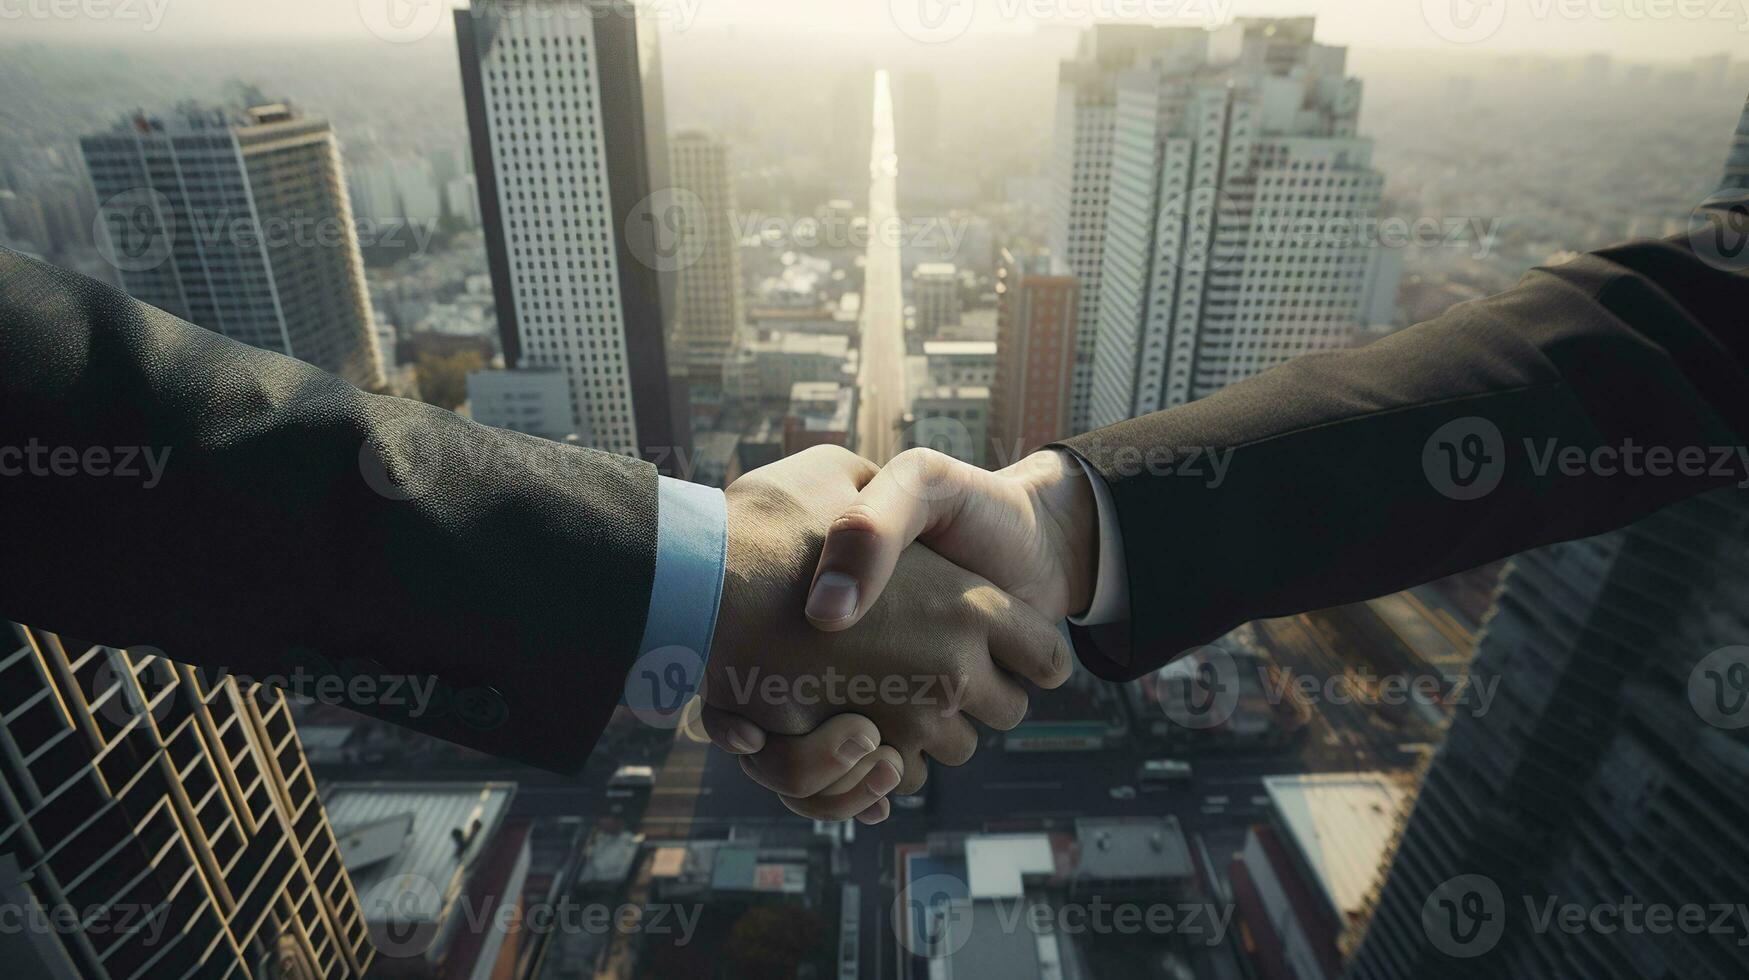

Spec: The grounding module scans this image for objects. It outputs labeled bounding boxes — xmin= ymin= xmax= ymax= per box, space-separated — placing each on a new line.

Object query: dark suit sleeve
xmin=1056 ymin=203 xmax=1749 ymax=681
xmin=0 ymin=247 xmax=657 ymax=775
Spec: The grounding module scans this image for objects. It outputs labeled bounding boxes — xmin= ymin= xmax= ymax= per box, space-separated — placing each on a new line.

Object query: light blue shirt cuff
xmin=639 ymin=477 xmax=729 ymax=664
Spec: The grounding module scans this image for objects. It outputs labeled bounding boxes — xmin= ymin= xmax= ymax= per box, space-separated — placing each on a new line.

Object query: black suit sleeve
xmin=0 ymin=247 xmax=657 ymax=775
xmin=1056 ymin=203 xmax=1749 ymax=681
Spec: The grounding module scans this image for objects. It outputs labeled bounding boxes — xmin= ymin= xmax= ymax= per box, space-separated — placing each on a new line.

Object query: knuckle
xmin=829 ymin=502 xmax=884 ymax=538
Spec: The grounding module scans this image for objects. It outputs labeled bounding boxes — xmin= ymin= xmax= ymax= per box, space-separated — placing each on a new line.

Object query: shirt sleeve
xmin=639 ymin=476 xmax=730 ymax=663
xmin=1067 ymin=454 xmax=1131 ymax=626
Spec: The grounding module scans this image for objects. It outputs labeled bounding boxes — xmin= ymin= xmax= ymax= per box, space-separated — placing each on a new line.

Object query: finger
xmin=895 ymin=745 xmax=930 ymax=796
xmin=699 ymin=703 xmax=768 ymax=755
xmin=805 ymin=448 xmax=978 ymax=631
xmin=926 ymin=713 xmax=980 ymax=768
xmin=958 ymin=658 xmax=1031 ymax=732
xmin=854 ymin=797 xmax=891 ymax=825
xmin=779 ymin=752 xmax=904 ymax=822
xmin=737 ymin=713 xmax=882 ymax=798
xmin=983 ymin=588 xmax=1075 ymax=690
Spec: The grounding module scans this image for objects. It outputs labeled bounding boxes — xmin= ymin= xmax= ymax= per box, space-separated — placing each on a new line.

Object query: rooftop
xmin=324 ymin=781 xmax=516 ymax=925
xmin=1263 ymin=772 xmax=1406 ymax=917
xmin=1074 ymin=817 xmax=1195 ymax=881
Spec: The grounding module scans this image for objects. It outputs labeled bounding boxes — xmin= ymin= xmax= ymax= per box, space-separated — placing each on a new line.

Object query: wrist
xmin=1017 ymin=449 xmax=1099 ymax=617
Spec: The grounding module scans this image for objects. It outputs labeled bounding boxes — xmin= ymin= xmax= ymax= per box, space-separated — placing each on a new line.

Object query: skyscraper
xmin=1345 ymin=489 xmax=1749 ymax=978
xmin=1724 ymin=92 xmax=1749 ymax=191
xmin=989 ymin=248 xmax=1078 ymax=462
xmin=80 ymin=104 xmax=385 ymax=390
xmin=668 ymin=130 xmax=743 ymax=377
xmin=1049 ymin=25 xmax=1209 ymax=434
xmin=456 ymin=0 xmax=679 ymax=463
xmin=1088 ymin=17 xmax=1385 ymax=428
xmin=0 ymin=622 xmax=374 ymax=978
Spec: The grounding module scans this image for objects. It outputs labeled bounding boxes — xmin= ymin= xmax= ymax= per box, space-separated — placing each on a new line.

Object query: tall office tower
xmin=0 ymin=622 xmax=373 ymax=978
xmin=668 ymin=130 xmax=744 ymax=377
xmin=1049 ymin=25 xmax=1210 ymax=434
xmin=989 ymin=248 xmax=1079 ymax=462
xmin=911 ymin=262 xmax=961 ymax=336
xmin=456 ymin=0 xmax=680 ymax=463
xmin=1345 ymin=490 xmax=1749 ymax=979
xmin=81 ymin=104 xmax=385 ymax=391
xmin=1088 ymin=18 xmax=1384 ymax=428
xmin=1724 ymin=93 xmax=1749 ymax=190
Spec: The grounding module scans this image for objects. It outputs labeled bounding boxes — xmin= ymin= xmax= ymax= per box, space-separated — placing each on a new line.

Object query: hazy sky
xmin=2 ymin=0 xmax=1740 ymax=60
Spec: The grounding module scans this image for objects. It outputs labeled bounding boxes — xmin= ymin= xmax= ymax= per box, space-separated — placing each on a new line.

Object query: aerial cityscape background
xmin=2 ymin=1 xmax=1747 ymax=978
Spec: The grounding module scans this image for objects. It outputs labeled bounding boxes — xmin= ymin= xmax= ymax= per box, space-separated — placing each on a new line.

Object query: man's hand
xmin=705 ymin=446 xmax=1074 ymax=800
xmin=803 ymin=448 xmax=1101 ymax=630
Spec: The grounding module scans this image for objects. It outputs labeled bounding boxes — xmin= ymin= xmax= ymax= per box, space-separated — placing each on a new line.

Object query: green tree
xmin=414 ymin=350 xmax=484 ymax=411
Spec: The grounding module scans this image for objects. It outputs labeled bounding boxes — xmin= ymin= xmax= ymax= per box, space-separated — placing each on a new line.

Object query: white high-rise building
xmin=455 ymin=0 xmax=679 ymax=463
xmin=1085 ymin=18 xmax=1388 ymax=428
xmin=669 ymin=130 xmax=743 ymax=377
xmin=1049 ymin=26 xmax=1210 ymax=434
xmin=81 ymin=103 xmax=385 ymax=390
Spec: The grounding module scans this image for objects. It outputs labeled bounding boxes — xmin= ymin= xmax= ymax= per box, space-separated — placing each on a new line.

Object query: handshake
xmin=694 ymin=445 xmax=1102 ymax=825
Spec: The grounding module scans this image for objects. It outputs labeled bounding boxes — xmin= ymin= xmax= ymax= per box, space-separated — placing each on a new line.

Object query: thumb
xmin=805 ymin=448 xmax=977 ymax=631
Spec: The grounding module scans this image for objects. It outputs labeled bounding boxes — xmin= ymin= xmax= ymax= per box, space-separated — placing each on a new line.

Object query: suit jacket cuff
xmin=639 ymin=477 xmax=729 ymax=668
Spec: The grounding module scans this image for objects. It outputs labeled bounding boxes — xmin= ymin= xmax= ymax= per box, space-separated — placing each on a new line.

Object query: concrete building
xmin=782 ymin=381 xmax=856 ymax=456
xmin=325 ymin=782 xmax=526 ymax=980
xmin=669 ymin=131 xmax=744 ymax=377
xmin=1089 ymin=18 xmax=1387 ymax=428
xmin=1230 ymin=773 xmax=1410 ymax=980
xmin=0 ymin=622 xmax=375 ymax=977
xmin=81 ymin=103 xmax=385 ymax=390
xmin=904 ymin=386 xmax=990 ymax=468
xmin=990 ymin=249 xmax=1079 ymax=460
xmin=896 ymin=818 xmax=1206 ymax=980
xmin=723 ymin=331 xmax=852 ymax=402
xmin=1049 ymin=25 xmax=1210 ymax=433
xmin=911 ymin=262 xmax=961 ymax=336
xmin=1724 ymin=92 xmax=1749 ymax=191
xmin=456 ymin=0 xmax=680 ymax=465
xmin=466 ymin=366 xmax=577 ymax=442
xmin=1347 ymin=489 xmax=1749 ymax=979
xmin=923 ymin=340 xmax=997 ymax=388
xmin=445 ymin=175 xmax=481 ymax=229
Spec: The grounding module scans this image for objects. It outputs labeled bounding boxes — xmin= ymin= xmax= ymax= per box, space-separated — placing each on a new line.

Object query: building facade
xmin=0 ymin=623 xmax=373 ymax=978
xmin=668 ymin=130 xmax=744 ymax=378
xmin=1088 ymin=18 xmax=1386 ymax=429
xmin=1049 ymin=25 xmax=1209 ymax=434
xmin=990 ymin=249 xmax=1079 ymax=461
xmin=81 ymin=104 xmax=385 ymax=390
xmin=1346 ymin=489 xmax=1749 ymax=979
xmin=455 ymin=0 xmax=679 ymax=464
